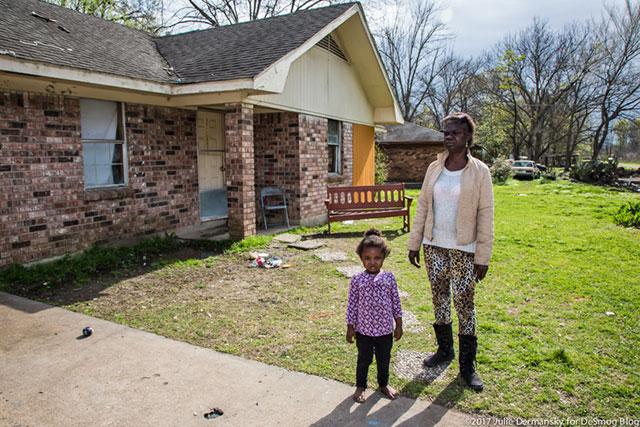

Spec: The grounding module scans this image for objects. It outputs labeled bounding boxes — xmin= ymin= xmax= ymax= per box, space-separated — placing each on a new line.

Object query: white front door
xmin=197 ymin=110 xmax=227 ymax=220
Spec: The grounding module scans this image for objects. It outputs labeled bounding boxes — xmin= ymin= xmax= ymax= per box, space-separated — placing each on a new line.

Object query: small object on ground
xmin=606 ymin=311 xmax=615 ymax=317
xmin=309 ymin=313 xmax=334 ymax=319
xmin=251 ymin=256 xmax=265 ymax=267
xmin=252 ymin=255 xmax=285 ymax=268
xmin=204 ymin=408 xmax=224 ymax=419
xmin=342 ymin=220 xmax=355 ymax=225
xmin=249 ymin=251 xmax=269 ymax=260
xmin=264 ymin=257 xmax=282 ymax=268
xmin=281 ymin=262 xmax=293 ymax=268
xmin=82 ymin=327 xmax=93 ymax=337
xmin=288 ymin=240 xmax=326 ymax=250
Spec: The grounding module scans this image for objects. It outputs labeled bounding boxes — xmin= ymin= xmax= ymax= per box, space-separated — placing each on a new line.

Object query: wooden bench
xmin=324 ymin=183 xmax=413 ymax=234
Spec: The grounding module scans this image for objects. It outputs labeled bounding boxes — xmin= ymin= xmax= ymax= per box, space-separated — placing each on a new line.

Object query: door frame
xmin=196 ymin=108 xmax=227 ymax=221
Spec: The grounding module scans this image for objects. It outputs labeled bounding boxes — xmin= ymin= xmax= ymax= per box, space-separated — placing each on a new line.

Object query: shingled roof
xmin=0 ymin=0 xmax=356 ymax=85
xmin=156 ymin=3 xmax=356 ymax=84
xmin=0 ymin=0 xmax=174 ymax=83
xmin=377 ymin=123 xmax=443 ymax=144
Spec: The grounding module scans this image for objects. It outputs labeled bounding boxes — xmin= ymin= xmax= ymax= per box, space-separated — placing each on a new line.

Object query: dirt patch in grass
xmin=14 ymin=232 xmax=372 ymax=366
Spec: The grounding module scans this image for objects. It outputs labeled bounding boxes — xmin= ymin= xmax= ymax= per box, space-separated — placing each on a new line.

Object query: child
xmin=346 ymin=228 xmax=403 ymax=403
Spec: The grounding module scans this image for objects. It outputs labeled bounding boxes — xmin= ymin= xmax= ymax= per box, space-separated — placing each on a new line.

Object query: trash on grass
xmin=309 ymin=313 xmax=334 ymax=319
xmin=250 ymin=254 xmax=286 ymax=268
xmin=265 ymin=257 xmax=282 ymax=268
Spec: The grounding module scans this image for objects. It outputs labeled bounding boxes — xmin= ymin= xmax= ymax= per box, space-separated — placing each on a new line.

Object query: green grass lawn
xmin=620 ymin=162 xmax=640 ymax=169
xmin=5 ymin=178 xmax=639 ymax=419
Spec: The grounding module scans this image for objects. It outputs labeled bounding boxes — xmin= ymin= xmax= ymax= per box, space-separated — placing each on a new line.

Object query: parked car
xmin=512 ymin=160 xmax=541 ymax=179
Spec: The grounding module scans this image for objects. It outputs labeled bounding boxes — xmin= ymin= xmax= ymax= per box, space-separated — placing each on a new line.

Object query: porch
xmin=197 ymin=104 xmax=374 ymax=241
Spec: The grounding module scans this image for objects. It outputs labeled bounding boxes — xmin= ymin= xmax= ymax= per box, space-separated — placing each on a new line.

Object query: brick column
xmin=225 ymin=103 xmax=256 ymax=240
xmin=341 ymin=122 xmax=353 ymax=185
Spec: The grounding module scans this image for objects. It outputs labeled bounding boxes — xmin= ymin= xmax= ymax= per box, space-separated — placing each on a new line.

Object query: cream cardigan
xmin=408 ymin=150 xmax=494 ymax=266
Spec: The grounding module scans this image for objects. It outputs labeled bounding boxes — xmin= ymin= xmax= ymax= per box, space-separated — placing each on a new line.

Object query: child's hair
xmin=356 ymin=227 xmax=391 ymax=258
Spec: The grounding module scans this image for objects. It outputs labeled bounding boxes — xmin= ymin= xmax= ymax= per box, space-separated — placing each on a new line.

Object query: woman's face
xmin=443 ymin=120 xmax=471 ymax=154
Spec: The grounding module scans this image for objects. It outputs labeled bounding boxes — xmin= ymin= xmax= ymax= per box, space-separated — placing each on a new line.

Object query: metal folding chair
xmin=260 ymin=186 xmax=290 ymax=230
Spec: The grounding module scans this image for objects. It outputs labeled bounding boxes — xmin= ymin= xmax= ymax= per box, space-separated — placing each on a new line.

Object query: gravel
xmin=393 ymin=350 xmax=451 ymax=383
xmin=314 ymin=251 xmax=348 ymax=262
xmin=403 ymin=310 xmax=427 ymax=333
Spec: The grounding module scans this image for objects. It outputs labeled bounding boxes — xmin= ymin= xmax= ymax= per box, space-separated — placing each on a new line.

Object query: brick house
xmin=376 ymin=123 xmax=443 ymax=183
xmin=0 ymin=0 xmax=402 ymax=267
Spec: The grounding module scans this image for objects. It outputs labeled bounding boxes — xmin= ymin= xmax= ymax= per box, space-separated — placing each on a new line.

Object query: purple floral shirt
xmin=346 ymin=271 xmax=402 ymax=337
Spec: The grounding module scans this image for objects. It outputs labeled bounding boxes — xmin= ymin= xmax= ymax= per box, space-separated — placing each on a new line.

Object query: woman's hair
xmin=356 ymin=227 xmax=391 ymax=258
xmin=443 ymin=112 xmax=477 ymax=147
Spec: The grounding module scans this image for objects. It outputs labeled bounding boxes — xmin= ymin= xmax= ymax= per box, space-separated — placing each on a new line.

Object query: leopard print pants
xmin=423 ymin=244 xmax=476 ymax=335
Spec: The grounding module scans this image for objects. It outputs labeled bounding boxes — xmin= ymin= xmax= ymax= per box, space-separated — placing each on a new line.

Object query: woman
xmin=407 ymin=112 xmax=494 ymax=392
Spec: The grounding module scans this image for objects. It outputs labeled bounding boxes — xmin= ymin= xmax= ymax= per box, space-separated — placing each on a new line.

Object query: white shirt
xmin=422 ymin=167 xmax=476 ymax=253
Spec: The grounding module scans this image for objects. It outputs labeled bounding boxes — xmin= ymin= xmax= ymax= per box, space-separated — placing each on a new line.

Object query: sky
xmin=439 ymin=0 xmax=628 ymax=58
xmin=163 ymin=0 xmax=630 ymax=59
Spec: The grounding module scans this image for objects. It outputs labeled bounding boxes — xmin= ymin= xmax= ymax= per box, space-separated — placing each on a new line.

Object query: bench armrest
xmin=404 ymin=195 xmax=413 ymax=210
xmin=324 ymin=198 xmax=331 ymax=208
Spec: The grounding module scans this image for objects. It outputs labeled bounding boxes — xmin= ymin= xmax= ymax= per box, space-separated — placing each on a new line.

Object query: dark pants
xmin=355 ymin=332 xmax=393 ymax=388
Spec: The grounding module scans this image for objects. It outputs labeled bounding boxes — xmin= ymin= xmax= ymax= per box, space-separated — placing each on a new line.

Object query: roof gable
xmin=0 ymin=0 xmax=355 ymax=85
xmin=0 ymin=1 xmax=402 ymax=124
xmin=0 ymin=0 xmax=173 ymax=83
xmin=156 ymin=4 xmax=355 ymax=84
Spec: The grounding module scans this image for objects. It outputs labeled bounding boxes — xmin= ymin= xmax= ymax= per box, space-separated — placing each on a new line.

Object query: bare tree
xmin=590 ymin=0 xmax=640 ymax=160
xmin=375 ymin=0 xmax=450 ymax=123
xmin=48 ymin=0 xmax=161 ymax=32
xmin=419 ymin=54 xmax=486 ymax=128
xmin=162 ymin=0 xmax=341 ymax=31
xmin=485 ymin=19 xmax=594 ymax=162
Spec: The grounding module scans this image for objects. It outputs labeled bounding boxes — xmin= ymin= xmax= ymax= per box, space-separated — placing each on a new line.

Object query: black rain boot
xmin=423 ymin=323 xmax=455 ymax=367
xmin=459 ymin=334 xmax=483 ymax=392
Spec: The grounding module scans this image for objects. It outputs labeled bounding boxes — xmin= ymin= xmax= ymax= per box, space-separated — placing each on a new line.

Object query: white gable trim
xmin=253 ymin=4 xmax=359 ymax=93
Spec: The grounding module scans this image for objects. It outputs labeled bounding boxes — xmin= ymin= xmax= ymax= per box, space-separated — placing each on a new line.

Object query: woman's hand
xmin=473 ymin=264 xmax=489 ymax=282
xmin=346 ymin=325 xmax=356 ymax=343
xmin=408 ymin=250 xmax=421 ymax=268
xmin=394 ymin=318 xmax=403 ymax=341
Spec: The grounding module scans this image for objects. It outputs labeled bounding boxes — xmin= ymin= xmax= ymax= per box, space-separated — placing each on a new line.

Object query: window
xmin=80 ymin=99 xmax=126 ymax=188
xmin=328 ymin=119 xmax=341 ymax=174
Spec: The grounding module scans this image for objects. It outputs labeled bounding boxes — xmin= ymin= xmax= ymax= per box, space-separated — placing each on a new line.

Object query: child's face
xmin=360 ymin=246 xmax=385 ymax=275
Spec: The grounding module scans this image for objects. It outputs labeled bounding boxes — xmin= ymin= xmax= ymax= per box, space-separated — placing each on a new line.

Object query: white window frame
xmin=80 ymin=99 xmax=128 ymax=189
xmin=328 ymin=119 xmax=341 ymax=174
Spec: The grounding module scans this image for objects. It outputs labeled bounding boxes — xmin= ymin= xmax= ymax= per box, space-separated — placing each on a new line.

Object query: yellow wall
xmin=352 ymin=124 xmax=375 ymax=185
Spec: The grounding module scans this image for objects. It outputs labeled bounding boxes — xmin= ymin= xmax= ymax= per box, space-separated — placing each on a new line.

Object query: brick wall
xmin=254 ymin=112 xmax=330 ymax=227
xmin=0 ymin=89 xmax=199 ymax=267
xmin=339 ymin=122 xmax=353 ymax=185
xmin=254 ymin=112 xmax=300 ymax=226
xmin=379 ymin=143 xmax=442 ymax=182
xmin=297 ymin=114 xmax=329 ymax=225
xmin=225 ymin=103 xmax=256 ymax=239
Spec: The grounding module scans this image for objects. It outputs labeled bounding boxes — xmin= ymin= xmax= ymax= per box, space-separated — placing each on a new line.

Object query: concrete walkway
xmin=0 ymin=292 xmax=472 ymax=426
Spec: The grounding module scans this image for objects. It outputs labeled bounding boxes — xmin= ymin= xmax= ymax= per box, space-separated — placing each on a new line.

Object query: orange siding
xmin=352 ymin=124 xmax=375 ymax=186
